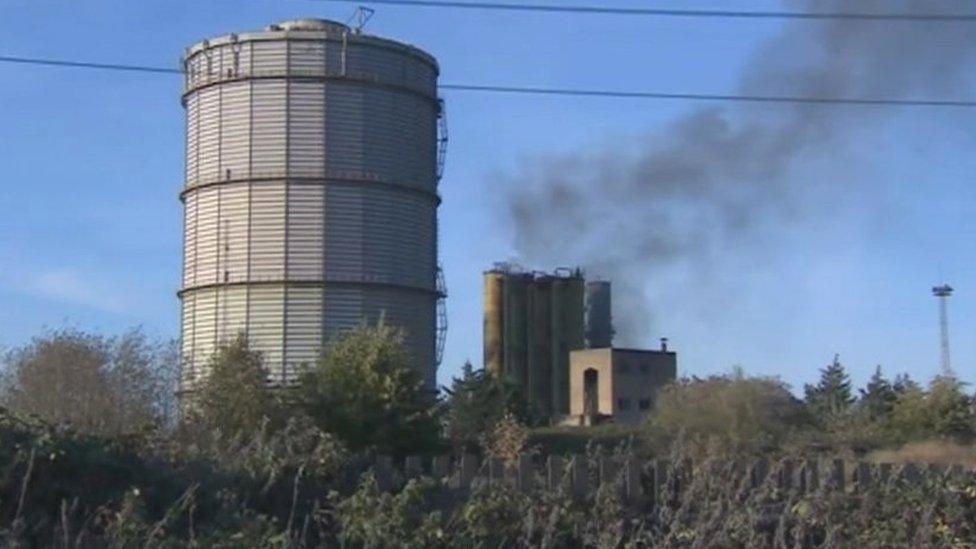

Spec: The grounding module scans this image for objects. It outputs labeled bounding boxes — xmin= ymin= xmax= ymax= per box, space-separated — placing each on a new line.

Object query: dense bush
xmin=529 ymin=424 xmax=640 ymax=455
xmin=646 ymin=370 xmax=812 ymax=458
xmin=5 ymin=405 xmax=976 ymax=548
xmin=4 ymin=324 xmax=976 ymax=546
xmin=296 ymin=322 xmax=443 ymax=457
xmin=0 ymin=329 xmax=176 ymax=436
xmin=442 ymin=361 xmax=532 ymax=453
xmin=188 ymin=334 xmax=285 ymax=436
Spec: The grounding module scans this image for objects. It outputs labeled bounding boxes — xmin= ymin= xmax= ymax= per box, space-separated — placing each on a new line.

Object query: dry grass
xmin=869 ymin=440 xmax=976 ymax=467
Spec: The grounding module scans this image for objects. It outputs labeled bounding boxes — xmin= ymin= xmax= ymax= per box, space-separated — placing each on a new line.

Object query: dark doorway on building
xmin=583 ymin=368 xmax=599 ymax=417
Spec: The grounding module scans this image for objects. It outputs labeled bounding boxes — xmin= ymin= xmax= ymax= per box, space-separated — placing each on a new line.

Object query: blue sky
xmin=1 ymin=0 xmax=973 ymax=393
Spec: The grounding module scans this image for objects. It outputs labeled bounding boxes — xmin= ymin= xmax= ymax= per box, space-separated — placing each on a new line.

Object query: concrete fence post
xmin=728 ymin=460 xmax=744 ymax=494
xmin=751 ymin=458 xmax=769 ymax=489
xmin=432 ymin=455 xmax=451 ymax=480
xmin=878 ymin=463 xmax=893 ymax=484
xmin=949 ymin=464 xmax=965 ymax=479
xmin=829 ymin=459 xmax=845 ymax=491
xmin=488 ymin=457 xmax=505 ymax=485
xmin=900 ymin=463 xmax=920 ymax=482
xmin=375 ymin=455 xmax=395 ymax=491
xmin=643 ymin=461 xmax=657 ymax=507
xmin=853 ymin=462 xmax=873 ymax=491
xmin=599 ymin=457 xmax=621 ymax=491
xmin=801 ymin=459 xmax=819 ymax=493
xmin=624 ymin=457 xmax=643 ymax=503
xmin=517 ymin=455 xmax=533 ymax=492
xmin=571 ymin=457 xmax=590 ymax=499
xmin=547 ymin=456 xmax=565 ymax=492
xmin=457 ymin=453 xmax=477 ymax=489
xmin=405 ymin=455 xmax=423 ymax=479
xmin=778 ymin=459 xmax=795 ymax=491
xmin=927 ymin=463 xmax=947 ymax=478
xmin=655 ymin=459 xmax=669 ymax=505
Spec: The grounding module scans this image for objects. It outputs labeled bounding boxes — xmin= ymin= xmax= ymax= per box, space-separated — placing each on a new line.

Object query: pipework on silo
xmin=178 ymin=19 xmax=444 ymax=393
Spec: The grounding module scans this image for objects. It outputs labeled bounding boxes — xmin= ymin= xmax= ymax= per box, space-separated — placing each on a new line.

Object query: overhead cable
xmin=313 ymin=0 xmax=976 ymax=22
xmin=2 ymin=54 xmax=975 ymax=108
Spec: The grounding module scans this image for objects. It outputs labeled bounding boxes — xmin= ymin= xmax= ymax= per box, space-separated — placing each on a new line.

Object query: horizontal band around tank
xmin=180 ymin=174 xmax=441 ymax=204
xmin=182 ymin=70 xmax=438 ymax=104
xmin=177 ymin=278 xmax=444 ymax=298
xmin=184 ymin=33 xmax=438 ymax=74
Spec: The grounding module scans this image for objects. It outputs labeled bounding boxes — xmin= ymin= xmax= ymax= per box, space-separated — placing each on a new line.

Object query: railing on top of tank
xmin=183 ymin=68 xmax=436 ymax=98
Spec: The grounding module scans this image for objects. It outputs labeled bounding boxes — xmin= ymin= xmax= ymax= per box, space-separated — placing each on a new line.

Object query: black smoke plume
xmin=506 ymin=0 xmax=976 ymax=345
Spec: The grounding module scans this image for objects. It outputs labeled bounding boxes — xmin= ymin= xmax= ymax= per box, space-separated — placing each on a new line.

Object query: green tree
xmin=893 ymin=373 xmax=920 ymax=395
xmin=443 ymin=362 xmax=530 ymax=453
xmin=297 ymin=322 xmax=441 ymax=456
xmin=646 ymin=371 xmax=810 ymax=457
xmin=1 ymin=328 xmax=176 ymax=436
xmin=886 ymin=375 xmax=975 ymax=443
xmin=191 ymin=334 xmax=281 ymax=436
xmin=859 ymin=365 xmax=897 ymax=420
xmin=804 ymin=354 xmax=854 ymax=418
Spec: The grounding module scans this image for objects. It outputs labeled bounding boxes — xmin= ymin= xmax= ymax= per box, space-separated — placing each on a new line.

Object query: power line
xmin=0 ymin=55 xmax=180 ymax=74
xmin=315 ymin=0 xmax=976 ymax=22
xmin=439 ymin=83 xmax=976 ymax=108
xmin=2 ymin=54 xmax=976 ymax=108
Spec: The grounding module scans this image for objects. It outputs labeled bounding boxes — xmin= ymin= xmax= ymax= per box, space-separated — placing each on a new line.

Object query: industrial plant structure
xmin=484 ymin=265 xmax=676 ymax=424
xmin=178 ymin=19 xmax=446 ymax=392
xmin=568 ymin=342 xmax=676 ymax=425
xmin=584 ymin=280 xmax=613 ymax=349
xmin=483 ymin=265 xmax=586 ymax=417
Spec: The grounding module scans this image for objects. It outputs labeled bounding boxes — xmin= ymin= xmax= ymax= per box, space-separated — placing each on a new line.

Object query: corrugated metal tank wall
xmin=179 ymin=19 xmax=440 ymax=391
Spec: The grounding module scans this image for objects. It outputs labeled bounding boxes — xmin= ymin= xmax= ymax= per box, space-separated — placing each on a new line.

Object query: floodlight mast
xmin=932 ymin=284 xmax=954 ymax=375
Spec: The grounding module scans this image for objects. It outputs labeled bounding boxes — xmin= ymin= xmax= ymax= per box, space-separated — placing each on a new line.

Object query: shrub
xmin=443 ymin=362 xmax=531 ymax=453
xmin=529 ymin=424 xmax=640 ymax=455
xmin=333 ymin=474 xmax=446 ymax=547
xmin=297 ymin=322 xmax=442 ymax=456
xmin=189 ymin=333 xmax=284 ymax=437
xmin=869 ymin=440 xmax=976 ymax=467
xmin=885 ymin=375 xmax=975 ymax=444
xmin=1 ymin=328 xmax=176 ymax=436
xmin=646 ymin=371 xmax=811 ymax=458
xmin=480 ymin=412 xmax=529 ymax=465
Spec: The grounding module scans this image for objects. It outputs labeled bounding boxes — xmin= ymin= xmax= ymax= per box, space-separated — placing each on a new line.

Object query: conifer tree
xmin=893 ymin=373 xmax=920 ymax=395
xmin=193 ymin=334 xmax=280 ymax=436
xmin=443 ymin=361 xmax=529 ymax=452
xmin=858 ymin=365 xmax=897 ymax=420
xmin=804 ymin=354 xmax=854 ymax=418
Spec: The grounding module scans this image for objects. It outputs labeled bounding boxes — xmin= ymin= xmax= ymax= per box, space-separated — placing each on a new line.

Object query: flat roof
xmin=572 ymin=347 xmax=676 ymax=355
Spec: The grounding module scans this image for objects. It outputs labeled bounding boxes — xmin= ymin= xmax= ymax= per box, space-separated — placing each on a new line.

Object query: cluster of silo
xmin=483 ymin=265 xmax=591 ymax=418
xmin=178 ymin=19 xmax=443 ymax=392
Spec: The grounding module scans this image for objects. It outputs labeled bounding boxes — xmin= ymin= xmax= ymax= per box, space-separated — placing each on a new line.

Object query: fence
xmin=365 ymin=454 xmax=976 ymax=505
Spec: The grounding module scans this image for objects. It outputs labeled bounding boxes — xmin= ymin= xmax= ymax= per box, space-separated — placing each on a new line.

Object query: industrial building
xmin=484 ymin=266 xmax=676 ymax=424
xmin=568 ymin=342 xmax=677 ymax=425
xmin=178 ymin=19 xmax=446 ymax=392
xmin=483 ymin=265 xmax=586 ymax=418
